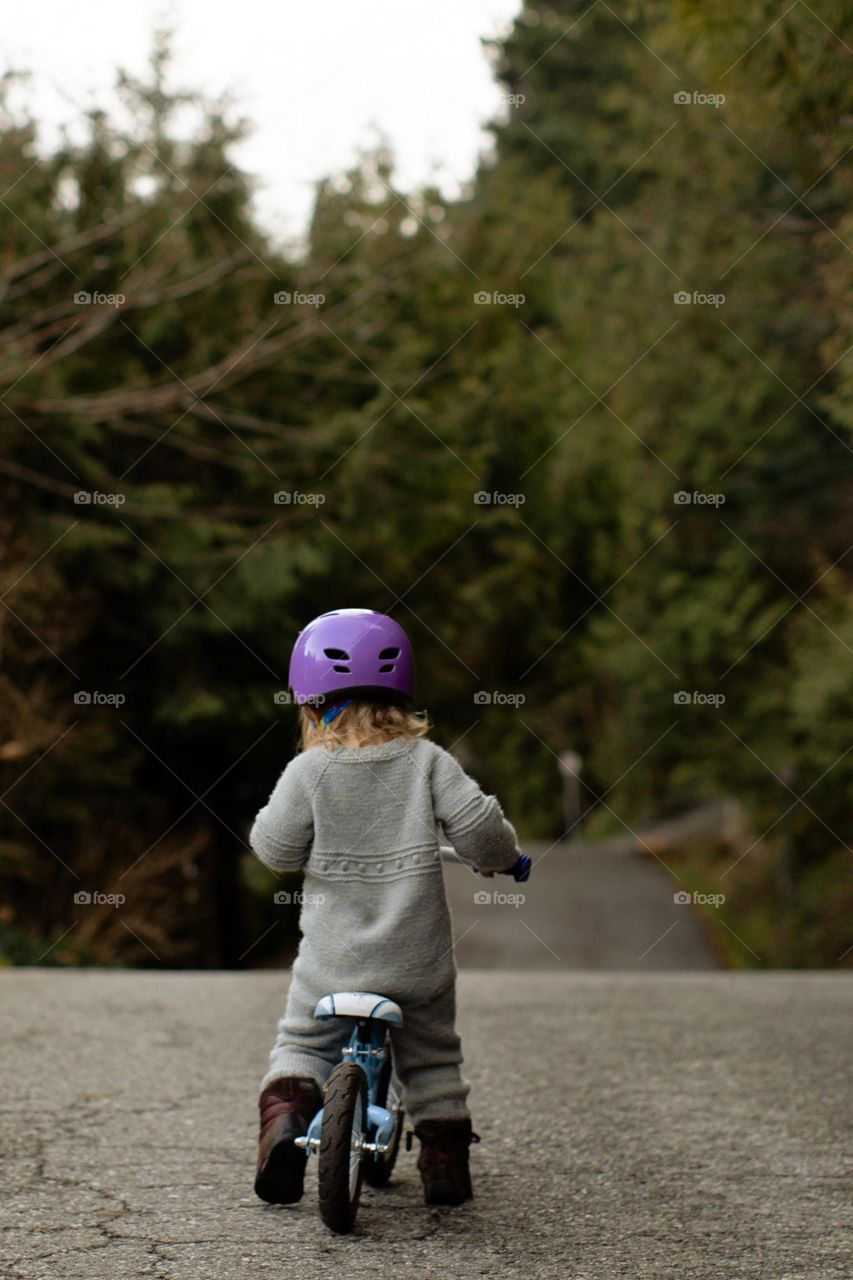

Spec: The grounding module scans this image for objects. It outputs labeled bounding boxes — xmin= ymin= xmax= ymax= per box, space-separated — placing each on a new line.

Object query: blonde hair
xmin=299 ymin=699 xmax=431 ymax=752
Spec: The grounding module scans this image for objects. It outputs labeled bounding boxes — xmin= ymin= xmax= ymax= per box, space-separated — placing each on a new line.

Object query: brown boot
xmin=255 ymin=1076 xmax=322 ymax=1204
xmin=411 ymin=1119 xmax=479 ymax=1205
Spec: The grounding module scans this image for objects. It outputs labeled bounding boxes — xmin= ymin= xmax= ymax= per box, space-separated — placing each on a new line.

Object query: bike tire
xmin=318 ymin=1062 xmax=367 ymax=1234
xmin=362 ymin=1053 xmax=404 ymax=1188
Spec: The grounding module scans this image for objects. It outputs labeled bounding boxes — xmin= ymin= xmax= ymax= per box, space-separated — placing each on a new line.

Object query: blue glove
xmin=506 ymin=853 xmax=531 ymax=883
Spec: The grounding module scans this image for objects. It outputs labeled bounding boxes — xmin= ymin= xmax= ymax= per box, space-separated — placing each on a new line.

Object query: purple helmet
xmin=289 ymin=609 xmax=414 ymax=705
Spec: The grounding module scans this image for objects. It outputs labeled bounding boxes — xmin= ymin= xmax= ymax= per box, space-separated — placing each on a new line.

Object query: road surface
xmin=443 ymin=837 xmax=721 ymax=969
xmin=3 ymin=970 xmax=850 ymax=1279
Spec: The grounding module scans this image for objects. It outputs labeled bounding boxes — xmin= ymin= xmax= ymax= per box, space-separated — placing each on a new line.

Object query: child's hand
xmin=471 ymin=854 xmax=530 ymax=882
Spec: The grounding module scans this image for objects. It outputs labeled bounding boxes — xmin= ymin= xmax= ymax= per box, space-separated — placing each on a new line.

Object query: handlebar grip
xmin=507 ymin=853 xmax=531 ymax=883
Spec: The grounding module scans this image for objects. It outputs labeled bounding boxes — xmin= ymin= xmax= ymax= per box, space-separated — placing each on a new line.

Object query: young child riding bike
xmin=250 ymin=607 xmax=527 ymax=1208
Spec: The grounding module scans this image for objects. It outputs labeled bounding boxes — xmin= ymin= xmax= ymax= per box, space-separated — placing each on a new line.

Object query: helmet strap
xmin=317 ymin=698 xmax=353 ymax=728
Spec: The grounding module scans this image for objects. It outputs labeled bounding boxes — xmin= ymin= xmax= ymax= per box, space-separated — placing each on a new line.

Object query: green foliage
xmin=1 ymin=10 xmax=850 ymax=966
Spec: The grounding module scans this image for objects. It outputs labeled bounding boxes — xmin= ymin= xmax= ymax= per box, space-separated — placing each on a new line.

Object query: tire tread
xmin=318 ymin=1062 xmax=366 ymax=1233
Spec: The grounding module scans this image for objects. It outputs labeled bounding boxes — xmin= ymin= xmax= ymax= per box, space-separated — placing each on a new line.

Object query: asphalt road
xmin=3 ymin=970 xmax=851 ymax=1279
xmin=443 ymin=837 xmax=721 ymax=969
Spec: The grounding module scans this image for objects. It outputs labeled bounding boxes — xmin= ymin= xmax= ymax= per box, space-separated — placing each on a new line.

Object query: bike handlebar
xmin=438 ymin=845 xmax=531 ymax=884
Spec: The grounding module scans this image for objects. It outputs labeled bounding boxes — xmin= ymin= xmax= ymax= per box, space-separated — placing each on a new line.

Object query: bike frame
xmin=298 ymin=1018 xmax=398 ymax=1156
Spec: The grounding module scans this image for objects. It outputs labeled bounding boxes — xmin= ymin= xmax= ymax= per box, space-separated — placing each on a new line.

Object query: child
xmin=250 ymin=607 xmax=526 ymax=1207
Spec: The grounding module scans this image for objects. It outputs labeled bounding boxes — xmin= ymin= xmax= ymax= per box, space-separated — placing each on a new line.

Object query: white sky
xmin=5 ymin=0 xmax=523 ymax=246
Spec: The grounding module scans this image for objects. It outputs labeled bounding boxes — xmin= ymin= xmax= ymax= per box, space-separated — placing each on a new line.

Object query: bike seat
xmin=313 ymin=991 xmax=404 ymax=1026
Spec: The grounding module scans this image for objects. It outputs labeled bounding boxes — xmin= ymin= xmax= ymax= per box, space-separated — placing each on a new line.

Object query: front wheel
xmin=318 ymin=1062 xmax=367 ymax=1234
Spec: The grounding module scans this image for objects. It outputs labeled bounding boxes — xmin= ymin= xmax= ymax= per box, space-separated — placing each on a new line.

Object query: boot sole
xmin=255 ymin=1139 xmax=307 ymax=1205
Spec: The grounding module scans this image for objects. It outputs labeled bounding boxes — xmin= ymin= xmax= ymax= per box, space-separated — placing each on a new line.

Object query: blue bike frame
xmin=301 ymin=1018 xmax=397 ymax=1155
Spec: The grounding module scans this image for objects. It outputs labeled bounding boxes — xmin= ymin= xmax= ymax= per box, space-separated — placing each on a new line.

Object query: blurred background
xmin=1 ymin=1 xmax=850 ymax=971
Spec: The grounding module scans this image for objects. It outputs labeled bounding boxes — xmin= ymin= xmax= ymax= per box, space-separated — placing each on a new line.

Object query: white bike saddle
xmin=313 ymin=992 xmax=404 ymax=1026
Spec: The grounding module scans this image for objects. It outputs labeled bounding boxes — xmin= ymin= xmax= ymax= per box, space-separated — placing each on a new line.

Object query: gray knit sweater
xmin=250 ymin=738 xmax=519 ymax=1002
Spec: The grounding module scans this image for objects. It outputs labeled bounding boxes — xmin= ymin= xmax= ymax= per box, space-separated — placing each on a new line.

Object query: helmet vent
xmin=378 ymin=664 xmax=394 ymax=673
xmin=332 ymin=664 xmax=350 ymax=673
xmin=379 ymin=647 xmax=400 ymax=659
xmin=324 ymin=647 xmax=350 ymax=660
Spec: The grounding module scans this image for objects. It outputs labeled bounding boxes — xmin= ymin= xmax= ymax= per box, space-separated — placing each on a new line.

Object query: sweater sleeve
xmin=250 ymin=755 xmax=315 ymax=871
xmin=430 ymin=744 xmax=519 ymax=872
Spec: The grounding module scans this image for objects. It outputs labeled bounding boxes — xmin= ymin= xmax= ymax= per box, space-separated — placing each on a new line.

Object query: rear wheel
xmin=318 ymin=1062 xmax=367 ymax=1233
xmin=363 ymin=1053 xmax=404 ymax=1188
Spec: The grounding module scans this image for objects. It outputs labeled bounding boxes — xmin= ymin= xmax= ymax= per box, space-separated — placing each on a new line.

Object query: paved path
xmin=3 ymin=970 xmax=851 ymax=1279
xmin=444 ymin=837 xmax=721 ymax=969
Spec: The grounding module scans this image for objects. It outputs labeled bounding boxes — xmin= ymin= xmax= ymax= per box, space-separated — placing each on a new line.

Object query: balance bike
xmin=294 ymin=991 xmax=404 ymax=1233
